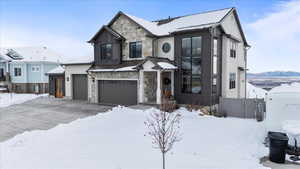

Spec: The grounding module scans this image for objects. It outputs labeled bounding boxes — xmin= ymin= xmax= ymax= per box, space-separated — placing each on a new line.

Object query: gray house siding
xmin=212 ymin=27 xmax=223 ymax=104
xmin=174 ymin=29 xmax=221 ymax=106
xmin=94 ymin=30 xmax=122 ymax=65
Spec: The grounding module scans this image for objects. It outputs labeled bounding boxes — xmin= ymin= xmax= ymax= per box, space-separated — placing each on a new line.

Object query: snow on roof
xmin=270 ymin=83 xmax=300 ymax=94
xmin=157 ymin=62 xmax=177 ymax=70
xmin=247 ymin=83 xmax=267 ymax=99
xmin=46 ymin=66 xmax=65 ymax=74
xmin=63 ymin=55 xmax=94 ymax=65
xmin=89 ymin=66 xmax=137 ymax=72
xmin=0 ymin=48 xmax=13 ymax=61
xmin=123 ymin=8 xmax=232 ymax=36
xmin=0 ymin=47 xmax=63 ymax=63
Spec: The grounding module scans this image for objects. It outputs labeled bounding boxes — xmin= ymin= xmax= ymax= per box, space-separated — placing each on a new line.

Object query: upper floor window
xmin=229 ymin=73 xmax=236 ymax=89
xmin=129 ymin=41 xmax=142 ymax=58
xmin=14 ymin=67 xmax=22 ymax=77
xmin=101 ymin=43 xmax=112 ymax=60
xmin=31 ymin=66 xmax=40 ymax=72
xmin=213 ymin=38 xmax=218 ymax=75
xmin=230 ymin=40 xmax=237 ymax=58
xmin=181 ymin=36 xmax=202 ymax=94
xmin=212 ymin=38 xmax=218 ymax=94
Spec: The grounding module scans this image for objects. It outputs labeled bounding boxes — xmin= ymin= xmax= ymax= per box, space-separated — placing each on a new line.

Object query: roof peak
xmin=152 ymin=7 xmax=234 ymax=23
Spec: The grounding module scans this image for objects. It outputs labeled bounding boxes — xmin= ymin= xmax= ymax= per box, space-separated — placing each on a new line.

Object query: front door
xmin=162 ymin=72 xmax=172 ymax=98
xmin=55 ymin=77 xmax=64 ymax=98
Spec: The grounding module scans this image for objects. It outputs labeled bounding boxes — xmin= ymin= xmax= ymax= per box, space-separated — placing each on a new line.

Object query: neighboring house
xmin=63 ymin=56 xmax=93 ymax=100
xmin=83 ymin=7 xmax=249 ymax=106
xmin=0 ymin=47 xmax=63 ymax=93
xmin=0 ymin=50 xmax=10 ymax=87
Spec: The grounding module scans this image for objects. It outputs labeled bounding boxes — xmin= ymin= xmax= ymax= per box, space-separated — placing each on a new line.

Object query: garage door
xmin=72 ymin=74 xmax=88 ymax=100
xmin=98 ymin=80 xmax=137 ymax=105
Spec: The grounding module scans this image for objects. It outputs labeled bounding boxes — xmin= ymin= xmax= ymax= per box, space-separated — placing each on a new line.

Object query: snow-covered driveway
xmin=0 ymin=96 xmax=112 ymax=142
xmin=0 ymin=93 xmax=46 ymax=108
xmin=0 ymin=106 xmax=269 ymax=169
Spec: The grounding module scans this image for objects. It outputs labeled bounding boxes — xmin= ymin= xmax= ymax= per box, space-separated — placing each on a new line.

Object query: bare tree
xmin=144 ymin=110 xmax=181 ymax=169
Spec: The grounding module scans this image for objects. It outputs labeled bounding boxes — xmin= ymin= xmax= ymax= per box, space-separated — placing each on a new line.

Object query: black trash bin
xmin=268 ymin=132 xmax=289 ymax=163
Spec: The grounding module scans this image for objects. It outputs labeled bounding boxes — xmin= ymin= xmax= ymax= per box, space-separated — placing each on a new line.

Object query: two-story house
xmin=85 ymin=7 xmax=249 ymax=106
xmin=0 ymin=47 xmax=63 ymax=93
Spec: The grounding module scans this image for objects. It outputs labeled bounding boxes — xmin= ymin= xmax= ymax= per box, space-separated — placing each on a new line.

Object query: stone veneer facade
xmin=110 ymin=15 xmax=153 ymax=60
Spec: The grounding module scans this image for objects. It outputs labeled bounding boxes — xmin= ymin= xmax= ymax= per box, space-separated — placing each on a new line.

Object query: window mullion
xmin=190 ymin=38 xmax=192 ymax=92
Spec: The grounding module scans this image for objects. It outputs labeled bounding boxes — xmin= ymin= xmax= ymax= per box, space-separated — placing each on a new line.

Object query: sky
xmin=0 ymin=0 xmax=299 ymax=73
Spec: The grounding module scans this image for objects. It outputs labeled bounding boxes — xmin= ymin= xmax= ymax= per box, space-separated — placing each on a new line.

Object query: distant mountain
xmin=248 ymin=71 xmax=300 ymax=78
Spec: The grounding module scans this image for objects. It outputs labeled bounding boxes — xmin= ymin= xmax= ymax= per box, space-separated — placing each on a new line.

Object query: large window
xmin=181 ymin=36 xmax=202 ymax=94
xmin=14 ymin=67 xmax=22 ymax=77
xmin=101 ymin=43 xmax=112 ymax=60
xmin=129 ymin=41 xmax=142 ymax=58
xmin=212 ymin=38 xmax=218 ymax=93
xmin=230 ymin=40 xmax=237 ymax=58
xmin=229 ymin=73 xmax=236 ymax=89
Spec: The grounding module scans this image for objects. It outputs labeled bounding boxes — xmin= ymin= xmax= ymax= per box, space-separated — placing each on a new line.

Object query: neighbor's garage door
xmin=98 ymin=80 xmax=137 ymax=105
xmin=72 ymin=74 xmax=88 ymax=100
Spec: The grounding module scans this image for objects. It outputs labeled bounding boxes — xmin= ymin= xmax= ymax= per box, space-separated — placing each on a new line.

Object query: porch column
xmin=171 ymin=71 xmax=174 ymax=95
xmin=156 ymin=70 xmax=162 ymax=104
xmin=139 ymin=70 xmax=144 ymax=103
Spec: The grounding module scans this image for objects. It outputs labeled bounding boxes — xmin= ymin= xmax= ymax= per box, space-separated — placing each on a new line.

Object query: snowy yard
xmin=0 ymin=106 xmax=269 ymax=169
xmin=0 ymin=93 xmax=47 ymax=108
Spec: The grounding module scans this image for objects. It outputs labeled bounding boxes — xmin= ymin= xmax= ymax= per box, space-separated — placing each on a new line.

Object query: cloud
xmin=246 ymin=0 xmax=300 ymax=73
xmin=0 ymin=24 xmax=92 ymax=59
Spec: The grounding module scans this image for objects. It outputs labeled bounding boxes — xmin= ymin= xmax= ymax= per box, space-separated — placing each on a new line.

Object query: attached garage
xmin=72 ymin=74 xmax=88 ymax=100
xmin=98 ymin=80 xmax=137 ymax=105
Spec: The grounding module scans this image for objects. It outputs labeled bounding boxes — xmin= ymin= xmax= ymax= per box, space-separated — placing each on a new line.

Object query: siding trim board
xmin=93 ymin=28 xmax=122 ymax=66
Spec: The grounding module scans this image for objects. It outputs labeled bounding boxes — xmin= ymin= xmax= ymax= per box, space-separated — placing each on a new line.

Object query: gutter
xmin=62 ymin=62 xmax=93 ymax=66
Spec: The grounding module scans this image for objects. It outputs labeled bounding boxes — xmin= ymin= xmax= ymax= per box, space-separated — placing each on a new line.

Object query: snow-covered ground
xmin=247 ymin=83 xmax=267 ymax=99
xmin=0 ymin=93 xmax=47 ymax=108
xmin=270 ymin=82 xmax=300 ymax=93
xmin=0 ymin=107 xmax=269 ymax=169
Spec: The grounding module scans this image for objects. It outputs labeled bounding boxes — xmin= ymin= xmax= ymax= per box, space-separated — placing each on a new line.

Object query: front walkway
xmin=0 ymin=96 xmax=112 ymax=142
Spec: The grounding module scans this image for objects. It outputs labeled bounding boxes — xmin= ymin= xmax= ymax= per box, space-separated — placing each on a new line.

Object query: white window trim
xmin=14 ymin=66 xmax=22 ymax=77
xmin=31 ymin=66 xmax=40 ymax=72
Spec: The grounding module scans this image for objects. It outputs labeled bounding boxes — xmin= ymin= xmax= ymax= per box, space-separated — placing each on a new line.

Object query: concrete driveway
xmin=0 ymin=96 xmax=112 ymax=142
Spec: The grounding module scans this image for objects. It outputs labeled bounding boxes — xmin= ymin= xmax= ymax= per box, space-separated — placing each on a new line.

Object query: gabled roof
xmin=112 ymin=8 xmax=232 ymax=36
xmin=0 ymin=47 xmax=63 ymax=63
xmin=46 ymin=65 xmax=65 ymax=75
xmin=89 ymin=7 xmax=249 ymax=46
xmin=88 ymin=25 xmax=125 ymax=43
xmin=228 ymin=9 xmax=250 ymax=47
xmin=62 ymin=55 xmax=94 ymax=65
xmin=134 ymin=56 xmax=176 ymax=70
